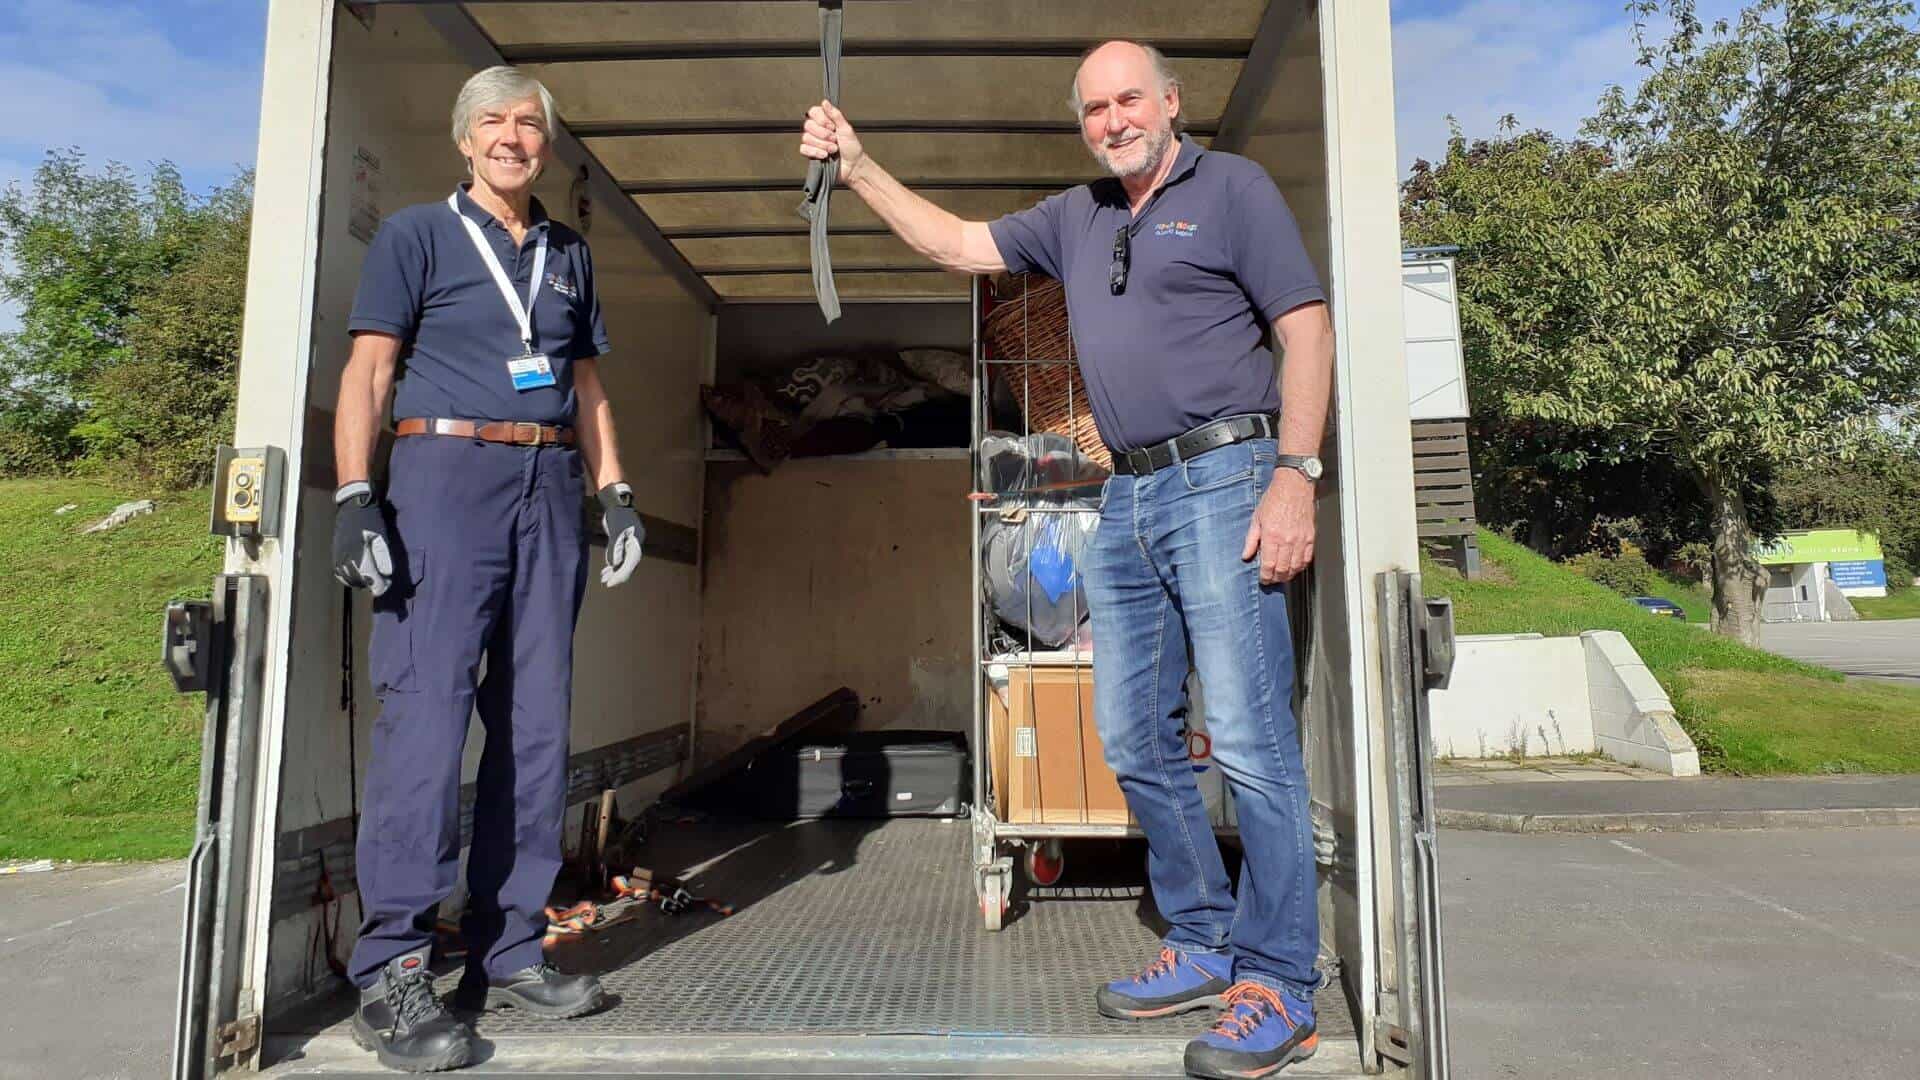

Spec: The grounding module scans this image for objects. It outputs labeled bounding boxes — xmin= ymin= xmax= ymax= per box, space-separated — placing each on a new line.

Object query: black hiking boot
xmin=351 ymin=947 xmax=476 ymax=1073
xmin=455 ymin=962 xmax=606 ymax=1020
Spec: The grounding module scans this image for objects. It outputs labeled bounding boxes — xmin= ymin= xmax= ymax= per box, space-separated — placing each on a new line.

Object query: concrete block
xmin=1429 ymin=636 xmax=1593 ymax=759
xmin=1582 ymin=632 xmax=1698 ymax=776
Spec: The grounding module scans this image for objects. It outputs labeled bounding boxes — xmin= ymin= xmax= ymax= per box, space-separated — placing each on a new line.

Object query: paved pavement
xmin=1436 ymin=757 xmax=1675 ymax=785
xmin=9 ymin=829 xmax=1920 ymax=1078
xmin=0 ymin=861 xmax=185 ymax=1080
xmin=1435 ymin=759 xmax=1920 ymax=831
xmin=1438 ymin=773 xmax=1920 ymax=814
xmin=1760 ymin=617 xmax=1920 ymax=683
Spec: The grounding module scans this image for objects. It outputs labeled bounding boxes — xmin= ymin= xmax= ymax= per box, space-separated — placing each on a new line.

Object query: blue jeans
xmin=1084 ymin=436 xmax=1319 ymax=1000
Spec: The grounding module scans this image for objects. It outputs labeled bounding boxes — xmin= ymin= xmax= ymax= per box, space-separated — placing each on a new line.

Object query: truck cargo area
xmin=266 ymin=819 xmax=1364 ymax=1076
xmin=180 ymin=2 xmax=1442 ymax=1078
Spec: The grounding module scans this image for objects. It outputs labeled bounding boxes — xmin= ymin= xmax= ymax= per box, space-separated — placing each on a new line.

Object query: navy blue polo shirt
xmin=988 ymin=137 xmax=1325 ymax=452
xmin=348 ymin=185 xmax=611 ymax=427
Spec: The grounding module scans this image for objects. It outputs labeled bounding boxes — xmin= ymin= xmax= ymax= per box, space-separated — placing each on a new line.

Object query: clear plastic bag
xmin=978 ymin=432 xmax=1109 ymax=648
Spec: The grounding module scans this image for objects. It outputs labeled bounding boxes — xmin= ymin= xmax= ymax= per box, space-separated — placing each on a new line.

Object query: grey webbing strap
xmin=799 ymin=0 xmax=844 ymax=323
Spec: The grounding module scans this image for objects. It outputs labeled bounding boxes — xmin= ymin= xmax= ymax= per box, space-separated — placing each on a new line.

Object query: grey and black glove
xmin=597 ymin=481 xmax=645 ymax=588
xmin=332 ymin=481 xmax=394 ymax=596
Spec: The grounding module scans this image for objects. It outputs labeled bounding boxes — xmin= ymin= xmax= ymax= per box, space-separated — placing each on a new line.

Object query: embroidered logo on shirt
xmin=545 ymin=272 xmax=580 ymax=300
xmin=1153 ymin=220 xmax=1199 ymax=238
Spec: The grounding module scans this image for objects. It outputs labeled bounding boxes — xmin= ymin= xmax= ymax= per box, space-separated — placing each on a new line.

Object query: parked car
xmin=1631 ymin=596 xmax=1687 ymax=619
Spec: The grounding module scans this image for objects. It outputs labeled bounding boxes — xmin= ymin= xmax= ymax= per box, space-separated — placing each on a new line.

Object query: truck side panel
xmin=1229 ymin=0 xmax=1419 ymax=1064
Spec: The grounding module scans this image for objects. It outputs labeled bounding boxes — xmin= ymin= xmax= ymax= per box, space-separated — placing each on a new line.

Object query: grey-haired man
xmin=332 ymin=65 xmax=642 ymax=1073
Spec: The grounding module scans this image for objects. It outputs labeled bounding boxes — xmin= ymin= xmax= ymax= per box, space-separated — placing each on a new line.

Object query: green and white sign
xmin=1754 ymin=529 xmax=1884 ymax=566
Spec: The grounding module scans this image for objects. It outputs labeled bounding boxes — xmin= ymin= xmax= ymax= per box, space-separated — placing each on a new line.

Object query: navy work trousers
xmin=347 ymin=435 xmax=588 ymax=987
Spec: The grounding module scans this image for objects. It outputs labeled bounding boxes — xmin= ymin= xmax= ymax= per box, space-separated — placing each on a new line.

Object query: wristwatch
xmin=1275 ymin=454 xmax=1324 ymax=483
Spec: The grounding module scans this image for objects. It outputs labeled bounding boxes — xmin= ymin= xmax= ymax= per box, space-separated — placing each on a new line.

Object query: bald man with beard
xmin=801 ymin=40 xmax=1336 ymax=1080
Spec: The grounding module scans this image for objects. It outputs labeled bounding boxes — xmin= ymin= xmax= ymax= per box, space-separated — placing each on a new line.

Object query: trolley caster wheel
xmin=1024 ymin=840 xmax=1065 ymax=887
xmin=978 ymin=864 xmax=1012 ymax=932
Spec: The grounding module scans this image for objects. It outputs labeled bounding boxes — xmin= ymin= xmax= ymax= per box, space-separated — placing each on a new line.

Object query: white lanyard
xmin=448 ymin=192 xmax=547 ymax=354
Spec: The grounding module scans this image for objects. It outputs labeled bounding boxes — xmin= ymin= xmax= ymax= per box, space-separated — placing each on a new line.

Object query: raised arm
xmin=801 ymin=101 xmax=1005 ymax=275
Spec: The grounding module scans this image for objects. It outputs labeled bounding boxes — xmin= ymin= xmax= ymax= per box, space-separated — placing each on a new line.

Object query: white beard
xmin=1095 ymin=125 xmax=1173 ymax=181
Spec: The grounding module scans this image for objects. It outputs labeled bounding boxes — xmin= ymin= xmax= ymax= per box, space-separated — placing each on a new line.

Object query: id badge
xmin=507 ymin=351 xmax=556 ymax=392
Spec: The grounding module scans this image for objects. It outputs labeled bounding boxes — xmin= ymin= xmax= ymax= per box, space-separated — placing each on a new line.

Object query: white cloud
xmin=0 ymin=0 xmax=262 ymax=190
xmin=0 ymin=0 xmax=262 ymax=334
xmin=1391 ymin=0 xmax=1747 ymax=170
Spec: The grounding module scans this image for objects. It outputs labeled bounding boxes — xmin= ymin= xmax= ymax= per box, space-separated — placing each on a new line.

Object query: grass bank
xmin=1850 ymin=589 xmax=1920 ymax=622
xmin=1427 ymin=531 xmax=1920 ymax=775
xmin=0 ymin=479 xmax=220 ymax=861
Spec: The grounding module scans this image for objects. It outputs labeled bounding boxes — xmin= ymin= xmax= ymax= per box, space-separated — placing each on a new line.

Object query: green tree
xmin=1405 ymin=1 xmax=1920 ymax=644
xmin=83 ymin=177 xmax=252 ymax=486
xmin=0 ymin=150 xmax=251 ymax=484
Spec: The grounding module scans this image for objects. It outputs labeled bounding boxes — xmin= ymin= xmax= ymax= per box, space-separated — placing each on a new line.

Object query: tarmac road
xmin=8 ymin=825 xmax=1920 ymax=1078
xmin=1761 ymin=618 xmax=1920 ymax=683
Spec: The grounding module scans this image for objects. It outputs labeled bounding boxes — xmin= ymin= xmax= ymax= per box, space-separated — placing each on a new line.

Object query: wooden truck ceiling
xmin=462 ymin=0 xmax=1286 ymax=302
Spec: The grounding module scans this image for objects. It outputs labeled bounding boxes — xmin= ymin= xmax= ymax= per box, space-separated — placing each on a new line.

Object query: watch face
xmin=1303 ymin=457 xmax=1325 ymax=481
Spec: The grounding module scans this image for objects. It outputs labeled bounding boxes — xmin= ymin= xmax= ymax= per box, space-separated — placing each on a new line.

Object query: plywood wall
xmin=695 ymin=457 xmax=973 ymax=766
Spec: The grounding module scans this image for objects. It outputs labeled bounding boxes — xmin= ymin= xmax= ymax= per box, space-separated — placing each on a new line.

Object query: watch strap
xmin=1274 ymin=454 xmax=1322 ymax=481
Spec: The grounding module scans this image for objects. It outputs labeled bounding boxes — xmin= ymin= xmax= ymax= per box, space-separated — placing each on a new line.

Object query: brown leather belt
xmin=394 ymin=417 xmax=575 ymax=446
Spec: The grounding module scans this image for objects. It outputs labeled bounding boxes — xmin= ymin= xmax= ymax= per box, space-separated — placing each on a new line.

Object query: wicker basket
xmin=984 ymin=275 xmax=1111 ymax=470
xmin=984 ymin=274 xmax=1074 ymax=361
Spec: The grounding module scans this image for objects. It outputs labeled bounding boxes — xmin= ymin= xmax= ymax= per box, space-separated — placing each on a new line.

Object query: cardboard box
xmin=987 ymin=663 xmax=1238 ymax=828
xmin=990 ymin=664 xmax=1128 ymax=824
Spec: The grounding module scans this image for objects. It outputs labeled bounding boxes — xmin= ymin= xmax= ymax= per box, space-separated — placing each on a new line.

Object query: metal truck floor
xmin=266 ymin=818 xmax=1365 ymax=1077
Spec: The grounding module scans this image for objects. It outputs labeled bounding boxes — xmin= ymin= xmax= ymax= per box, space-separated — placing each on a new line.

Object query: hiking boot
xmin=350 ymin=947 xmax=475 ymax=1073
xmin=1095 ymin=946 xmax=1232 ymax=1020
xmin=1183 ymin=981 xmax=1318 ymax=1079
xmin=455 ymin=962 xmax=605 ymax=1020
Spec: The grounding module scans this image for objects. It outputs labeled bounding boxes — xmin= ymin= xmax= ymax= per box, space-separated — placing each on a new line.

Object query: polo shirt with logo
xmin=987 ymin=136 xmax=1325 ymax=452
xmin=348 ymin=184 xmax=611 ymax=428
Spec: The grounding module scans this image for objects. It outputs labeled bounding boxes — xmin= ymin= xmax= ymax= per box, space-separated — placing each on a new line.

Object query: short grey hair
xmin=451 ymin=66 xmax=557 ymax=147
xmin=1067 ymin=40 xmax=1184 ymax=131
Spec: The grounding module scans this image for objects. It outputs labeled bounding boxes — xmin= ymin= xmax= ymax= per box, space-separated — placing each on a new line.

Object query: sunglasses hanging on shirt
xmin=1110 ymin=186 xmax=1173 ymax=296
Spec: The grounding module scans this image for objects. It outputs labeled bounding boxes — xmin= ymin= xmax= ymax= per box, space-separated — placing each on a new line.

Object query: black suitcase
xmin=748 ymin=730 xmax=969 ymax=820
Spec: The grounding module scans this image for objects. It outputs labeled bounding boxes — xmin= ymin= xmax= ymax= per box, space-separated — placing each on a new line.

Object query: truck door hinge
xmin=216 ymin=1014 xmax=260 ymax=1059
xmin=1311 ymin=801 xmax=1361 ymax=876
xmin=1375 ymin=1019 xmax=1414 ymax=1066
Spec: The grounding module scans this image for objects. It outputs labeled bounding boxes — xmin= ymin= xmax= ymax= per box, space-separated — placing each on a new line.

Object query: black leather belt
xmin=1109 ymin=414 xmax=1277 ymax=476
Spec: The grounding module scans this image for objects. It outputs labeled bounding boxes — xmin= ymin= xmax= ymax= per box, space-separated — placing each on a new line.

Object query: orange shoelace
xmin=1210 ymin=982 xmax=1291 ymax=1042
xmin=1132 ymin=947 xmax=1183 ymax=986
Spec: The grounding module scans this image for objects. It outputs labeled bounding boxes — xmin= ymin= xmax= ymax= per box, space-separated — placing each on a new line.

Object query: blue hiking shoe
xmin=1095 ymin=946 xmax=1232 ymax=1020
xmin=1183 ymin=981 xmax=1318 ymax=1079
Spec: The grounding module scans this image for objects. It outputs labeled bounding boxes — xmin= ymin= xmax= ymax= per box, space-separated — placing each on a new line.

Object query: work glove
xmin=331 ymin=481 xmax=394 ymax=597
xmin=597 ymin=481 xmax=645 ymax=588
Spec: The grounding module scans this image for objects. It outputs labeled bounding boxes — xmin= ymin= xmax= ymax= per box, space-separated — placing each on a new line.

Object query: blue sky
xmin=1391 ymin=0 xmax=1745 ymax=168
xmin=0 ymin=0 xmax=266 ymax=198
xmin=0 ymin=0 xmax=1744 ymax=328
xmin=0 ymin=0 xmax=1754 ymax=199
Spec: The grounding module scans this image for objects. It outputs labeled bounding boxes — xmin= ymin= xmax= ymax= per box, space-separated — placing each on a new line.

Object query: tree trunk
xmin=1526 ymin=487 xmax=1553 ymax=554
xmin=1699 ymin=469 xmax=1765 ymax=646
